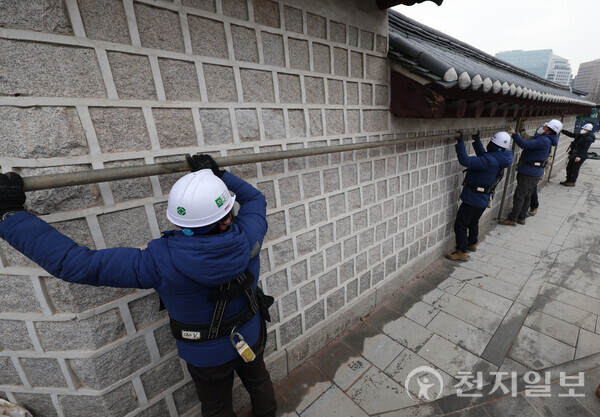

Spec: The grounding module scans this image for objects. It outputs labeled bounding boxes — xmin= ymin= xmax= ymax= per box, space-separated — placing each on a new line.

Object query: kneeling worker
xmin=446 ymin=131 xmax=513 ymax=261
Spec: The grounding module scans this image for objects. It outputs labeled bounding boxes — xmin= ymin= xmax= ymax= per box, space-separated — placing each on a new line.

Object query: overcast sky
xmin=392 ymin=0 xmax=599 ymax=76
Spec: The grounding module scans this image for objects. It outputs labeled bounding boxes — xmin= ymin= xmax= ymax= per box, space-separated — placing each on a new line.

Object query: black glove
xmin=186 ymin=154 xmax=225 ymax=178
xmin=471 ymin=131 xmax=481 ymax=142
xmin=455 ymin=131 xmax=464 ymax=143
xmin=0 ymin=172 xmax=26 ymax=215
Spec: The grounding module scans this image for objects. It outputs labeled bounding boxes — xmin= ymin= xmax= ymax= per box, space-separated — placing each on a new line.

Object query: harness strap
xmin=462 ymin=168 xmax=504 ymax=195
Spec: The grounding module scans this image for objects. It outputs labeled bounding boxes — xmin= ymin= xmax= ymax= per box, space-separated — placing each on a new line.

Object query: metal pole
xmin=496 ymin=117 xmax=522 ymax=218
xmin=21 ymin=128 xmax=499 ymax=192
xmin=545 ymin=114 xmax=564 ymax=182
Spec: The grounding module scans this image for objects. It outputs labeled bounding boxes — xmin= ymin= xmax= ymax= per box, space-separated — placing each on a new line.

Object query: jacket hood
xmin=535 ymin=133 xmax=558 ymax=147
xmin=160 ymin=223 xmax=251 ymax=286
xmin=489 ymin=149 xmax=513 ymax=168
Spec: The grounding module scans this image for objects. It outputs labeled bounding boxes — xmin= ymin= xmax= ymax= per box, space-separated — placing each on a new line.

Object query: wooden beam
xmin=483 ymin=102 xmax=498 ymax=117
xmin=390 ymin=71 xmax=446 ymax=118
xmin=443 ymin=99 xmax=467 ymax=118
xmin=463 ymin=100 xmax=484 ymax=118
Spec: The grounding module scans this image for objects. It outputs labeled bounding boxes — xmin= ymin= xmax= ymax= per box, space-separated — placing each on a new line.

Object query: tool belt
xmin=519 ymin=159 xmax=547 ymax=168
xmin=462 ymin=168 xmax=504 ymax=195
xmin=169 ymin=269 xmax=274 ymax=343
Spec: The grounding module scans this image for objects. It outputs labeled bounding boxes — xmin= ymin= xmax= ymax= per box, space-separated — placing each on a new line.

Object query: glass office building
xmin=495 ymin=49 xmax=573 ymax=86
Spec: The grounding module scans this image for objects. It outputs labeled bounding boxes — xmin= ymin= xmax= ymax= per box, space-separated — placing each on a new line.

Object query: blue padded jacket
xmin=456 ymin=140 xmax=513 ymax=208
xmin=512 ymin=132 xmax=558 ymax=177
xmin=0 ymin=171 xmax=268 ymax=367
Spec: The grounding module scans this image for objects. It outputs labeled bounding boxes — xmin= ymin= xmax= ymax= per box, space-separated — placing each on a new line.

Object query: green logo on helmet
xmin=177 ymin=206 xmax=186 ymax=216
xmin=215 ymin=197 xmax=223 ymax=208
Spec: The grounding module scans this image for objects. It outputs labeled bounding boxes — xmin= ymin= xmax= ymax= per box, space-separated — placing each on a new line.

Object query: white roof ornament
xmin=482 ymin=77 xmax=493 ymax=93
xmin=471 ymin=74 xmax=483 ymax=90
xmin=492 ymin=80 xmax=502 ymax=94
xmin=515 ymin=86 xmax=523 ymax=97
xmin=501 ymin=82 xmax=510 ymax=95
xmin=458 ymin=71 xmax=471 ymax=89
xmin=522 ymin=87 xmax=529 ymax=99
xmin=509 ymin=84 xmax=516 ymax=95
xmin=443 ymin=67 xmax=458 ymax=82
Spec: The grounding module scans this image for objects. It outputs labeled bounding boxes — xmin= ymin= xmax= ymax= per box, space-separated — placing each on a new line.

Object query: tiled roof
xmin=388 ymin=9 xmax=594 ymax=109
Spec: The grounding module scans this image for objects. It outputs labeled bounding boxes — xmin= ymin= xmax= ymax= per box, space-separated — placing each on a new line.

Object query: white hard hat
xmin=582 ymin=123 xmax=593 ymax=131
xmin=544 ymin=119 xmax=563 ymax=134
xmin=166 ymin=170 xmax=235 ymax=228
xmin=491 ymin=131 xmax=512 ymax=149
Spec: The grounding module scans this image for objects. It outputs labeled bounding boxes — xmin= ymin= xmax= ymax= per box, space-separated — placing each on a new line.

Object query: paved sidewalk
xmin=248 ymin=151 xmax=600 ymax=417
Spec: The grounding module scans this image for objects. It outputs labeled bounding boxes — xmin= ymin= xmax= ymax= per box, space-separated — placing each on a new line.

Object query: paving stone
xmin=300 ymin=385 xmax=367 ymax=417
xmin=310 ymin=340 xmax=371 ymax=391
xmin=418 ymin=335 xmax=481 ymax=377
xmin=532 ymin=294 xmax=597 ymax=331
xmin=384 ymin=349 xmax=457 ymax=399
xmin=526 ymin=382 xmax=594 ymax=417
xmin=483 ymin=393 xmax=540 ymax=417
xmin=467 ymin=276 xmax=521 ymax=300
xmin=436 ymin=277 xmax=466 ymax=295
xmin=456 ymin=284 xmax=513 ymax=316
xmin=277 ymin=361 xmax=331 ymax=414
xmin=460 ymin=259 xmax=502 ymax=277
xmin=433 ymin=293 xmax=503 ymax=334
xmin=575 ymin=329 xmax=600 ymax=359
xmin=377 ymin=404 xmax=443 ymax=417
xmin=404 ymin=301 xmax=440 ymax=327
xmin=507 ymin=344 xmax=555 ymax=370
xmin=347 ymin=367 xmax=419 ymax=415
xmin=427 ymin=312 xmax=493 ymax=356
xmin=546 ymin=270 xmax=600 ymax=300
xmin=494 ymin=269 xmax=529 ymax=288
xmin=382 ymin=316 xmax=434 ymax=351
xmin=523 ymin=310 xmax=580 ymax=347
xmin=512 ymin=326 xmax=575 ymax=365
xmin=541 ymin=282 xmax=600 ymax=315
xmin=497 ymin=357 xmax=530 ymax=376
xmin=361 ymin=333 xmax=404 ymax=370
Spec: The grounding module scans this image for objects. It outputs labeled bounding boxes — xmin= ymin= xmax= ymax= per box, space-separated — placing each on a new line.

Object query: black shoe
xmin=517 ymin=218 xmax=526 ymax=225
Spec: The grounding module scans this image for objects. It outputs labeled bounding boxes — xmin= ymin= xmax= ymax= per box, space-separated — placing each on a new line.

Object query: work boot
xmin=596 ymin=384 xmax=600 ymax=398
xmin=527 ymin=208 xmax=537 ymax=217
xmin=563 ymin=182 xmax=575 ymax=187
xmin=560 ymin=181 xmax=568 ymax=185
xmin=498 ymin=218 xmax=516 ymax=226
xmin=467 ymin=244 xmax=477 ymax=252
xmin=516 ymin=218 xmax=526 ymax=225
xmin=445 ymin=250 xmax=468 ymax=262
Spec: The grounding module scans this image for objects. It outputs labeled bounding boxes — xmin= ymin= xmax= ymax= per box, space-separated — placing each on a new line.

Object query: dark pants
xmin=187 ymin=331 xmax=276 ymax=417
xmin=530 ymin=185 xmax=538 ymax=210
xmin=566 ymin=157 xmax=585 ymax=183
xmin=508 ymin=173 xmax=540 ymax=221
xmin=454 ymin=203 xmax=486 ymax=252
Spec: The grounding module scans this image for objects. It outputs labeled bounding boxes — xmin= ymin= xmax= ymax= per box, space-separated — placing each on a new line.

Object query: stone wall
xmin=0 ymin=1 xmax=574 ymax=416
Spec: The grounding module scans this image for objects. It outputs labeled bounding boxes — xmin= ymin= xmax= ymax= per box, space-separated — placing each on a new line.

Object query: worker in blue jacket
xmin=498 ymin=119 xmax=561 ymax=226
xmin=560 ymin=123 xmax=596 ymax=186
xmin=446 ymin=130 xmax=513 ymax=261
xmin=0 ymin=155 xmax=276 ymax=417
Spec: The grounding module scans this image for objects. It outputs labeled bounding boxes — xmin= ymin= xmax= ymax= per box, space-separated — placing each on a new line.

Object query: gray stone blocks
xmin=203 ymin=64 xmax=238 ymax=102
xmin=36 ymin=309 xmax=125 ymax=351
xmin=0 ymin=106 xmax=89 ymax=158
xmin=199 ymin=109 xmax=233 ymax=144
xmin=109 ymin=52 xmax=157 ymax=100
xmin=70 ymin=337 xmax=151 ymax=389
xmin=159 ymin=59 xmax=202 ymax=101
xmin=21 ymin=358 xmax=67 ymax=388
xmin=0 ymin=39 xmax=106 ymax=98
xmin=1 ymin=0 xmax=72 ymax=35
xmin=59 ymin=382 xmax=138 ymax=417
xmin=188 ymin=15 xmax=228 ymax=58
xmin=240 ymin=69 xmax=275 ymax=102
xmin=262 ymin=32 xmax=285 ymax=67
xmin=288 ymin=38 xmax=310 ymax=70
xmin=0 ymin=274 xmax=41 ymax=313
xmin=140 ymin=356 xmax=184 ymax=400
xmin=135 ymin=3 xmax=185 ymax=53
xmin=254 ymin=0 xmax=280 ymax=28
xmin=284 ymin=5 xmax=303 ymax=33
xmin=79 ymin=0 xmax=129 ymax=43
xmin=232 ymin=25 xmax=259 ymax=62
